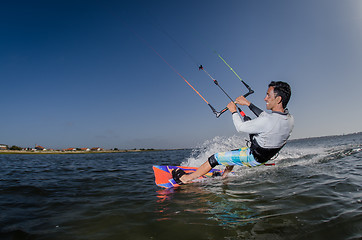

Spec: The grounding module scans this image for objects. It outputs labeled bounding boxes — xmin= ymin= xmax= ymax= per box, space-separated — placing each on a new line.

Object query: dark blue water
xmin=1 ymin=133 xmax=361 ymax=240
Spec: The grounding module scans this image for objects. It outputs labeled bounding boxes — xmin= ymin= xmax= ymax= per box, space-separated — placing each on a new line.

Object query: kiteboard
xmin=152 ymin=165 xmax=223 ymax=188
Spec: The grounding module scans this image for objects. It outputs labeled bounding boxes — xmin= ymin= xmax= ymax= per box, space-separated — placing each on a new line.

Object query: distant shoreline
xmin=0 ymin=149 xmax=184 ymax=155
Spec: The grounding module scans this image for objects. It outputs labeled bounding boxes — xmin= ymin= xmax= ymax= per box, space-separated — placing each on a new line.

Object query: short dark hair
xmin=269 ymin=81 xmax=291 ymax=109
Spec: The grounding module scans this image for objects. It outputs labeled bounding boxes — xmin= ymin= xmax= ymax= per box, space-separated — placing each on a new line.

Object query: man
xmin=172 ymin=81 xmax=294 ymax=184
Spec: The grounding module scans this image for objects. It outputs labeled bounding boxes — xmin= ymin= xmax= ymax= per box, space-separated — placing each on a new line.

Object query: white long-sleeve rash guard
xmin=232 ymin=110 xmax=294 ymax=149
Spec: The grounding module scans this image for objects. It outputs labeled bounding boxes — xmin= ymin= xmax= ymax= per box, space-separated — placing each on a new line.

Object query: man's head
xmin=265 ymin=81 xmax=291 ymax=111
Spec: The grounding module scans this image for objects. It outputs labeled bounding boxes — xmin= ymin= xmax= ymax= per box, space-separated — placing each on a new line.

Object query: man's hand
xmin=235 ymin=95 xmax=251 ymax=106
xmin=227 ymin=101 xmax=237 ymax=113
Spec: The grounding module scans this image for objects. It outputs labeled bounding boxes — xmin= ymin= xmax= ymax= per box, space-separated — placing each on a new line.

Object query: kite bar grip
xmin=215 ymin=87 xmax=254 ymax=118
xmin=216 ymin=107 xmax=251 ymax=120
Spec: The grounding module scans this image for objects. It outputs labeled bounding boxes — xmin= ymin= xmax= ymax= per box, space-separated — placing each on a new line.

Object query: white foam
xmin=181 ymin=134 xmax=249 ymax=167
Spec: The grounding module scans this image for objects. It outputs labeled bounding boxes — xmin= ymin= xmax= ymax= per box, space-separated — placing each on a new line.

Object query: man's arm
xmin=231 ymin=110 xmax=270 ymax=134
xmin=227 ymin=96 xmax=268 ymax=134
xmin=249 ymin=103 xmax=263 ymax=117
xmin=232 ymin=95 xmax=264 ymax=117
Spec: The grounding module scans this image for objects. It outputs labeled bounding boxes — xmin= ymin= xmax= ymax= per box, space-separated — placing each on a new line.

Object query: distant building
xmin=0 ymin=144 xmax=8 ymax=150
xmin=80 ymin=148 xmax=90 ymax=151
xmin=35 ymin=145 xmax=46 ymax=151
xmin=91 ymin=147 xmax=103 ymax=151
xmin=64 ymin=148 xmax=76 ymax=151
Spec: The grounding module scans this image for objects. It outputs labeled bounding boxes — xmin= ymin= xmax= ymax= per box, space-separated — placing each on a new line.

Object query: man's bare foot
xmin=172 ymin=168 xmax=188 ymax=184
xmin=222 ymin=165 xmax=234 ymax=179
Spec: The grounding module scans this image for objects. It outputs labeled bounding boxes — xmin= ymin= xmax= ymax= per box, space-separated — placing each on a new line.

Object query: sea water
xmin=0 ymin=133 xmax=361 ymax=240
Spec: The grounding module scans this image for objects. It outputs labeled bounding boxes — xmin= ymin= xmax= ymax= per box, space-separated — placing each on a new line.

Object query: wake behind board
xmin=153 ymin=165 xmax=223 ymax=188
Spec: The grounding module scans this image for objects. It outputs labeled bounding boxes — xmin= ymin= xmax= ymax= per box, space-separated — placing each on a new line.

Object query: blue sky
xmin=1 ymin=0 xmax=361 ymax=149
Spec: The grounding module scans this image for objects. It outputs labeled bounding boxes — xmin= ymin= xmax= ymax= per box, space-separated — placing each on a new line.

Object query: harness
xmin=249 ymin=135 xmax=283 ymax=163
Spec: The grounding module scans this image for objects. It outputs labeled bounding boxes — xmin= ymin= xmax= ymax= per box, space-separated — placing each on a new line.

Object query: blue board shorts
xmin=214 ymin=147 xmax=262 ymax=167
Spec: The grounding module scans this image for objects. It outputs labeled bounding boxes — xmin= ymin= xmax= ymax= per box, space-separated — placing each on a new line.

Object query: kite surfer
xmin=172 ymin=81 xmax=294 ymax=184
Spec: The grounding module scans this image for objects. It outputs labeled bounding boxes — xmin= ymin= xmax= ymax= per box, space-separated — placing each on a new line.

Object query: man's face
xmin=264 ymin=87 xmax=280 ymax=110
